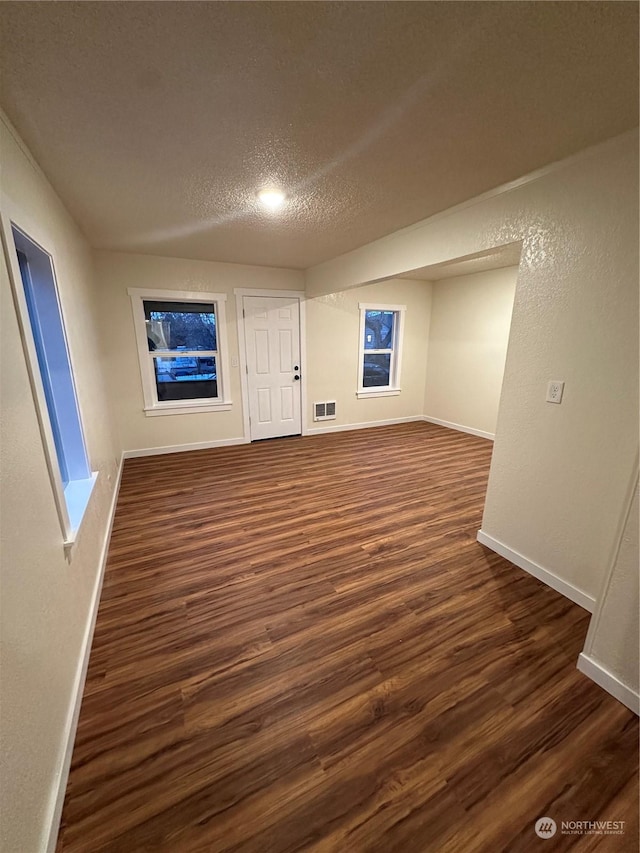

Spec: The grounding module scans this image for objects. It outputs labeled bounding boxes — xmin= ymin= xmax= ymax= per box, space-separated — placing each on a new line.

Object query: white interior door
xmin=243 ymin=295 xmax=302 ymax=440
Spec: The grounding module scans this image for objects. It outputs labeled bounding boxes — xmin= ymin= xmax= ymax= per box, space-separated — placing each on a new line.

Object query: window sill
xmin=144 ymin=401 xmax=232 ymax=417
xmin=63 ymin=472 xmax=98 ymax=555
xmin=356 ymin=388 xmax=401 ymax=399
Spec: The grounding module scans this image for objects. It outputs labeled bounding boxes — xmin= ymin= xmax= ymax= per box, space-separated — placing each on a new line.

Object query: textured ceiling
xmin=0 ymin=2 xmax=637 ymax=270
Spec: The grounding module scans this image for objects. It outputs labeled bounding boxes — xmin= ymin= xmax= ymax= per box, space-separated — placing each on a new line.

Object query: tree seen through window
xmin=144 ymin=300 xmax=216 ymax=351
xmin=364 ymin=310 xmax=394 ymax=350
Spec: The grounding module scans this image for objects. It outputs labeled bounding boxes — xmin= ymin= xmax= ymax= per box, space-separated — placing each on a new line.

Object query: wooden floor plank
xmin=57 ymin=422 xmax=638 ymax=852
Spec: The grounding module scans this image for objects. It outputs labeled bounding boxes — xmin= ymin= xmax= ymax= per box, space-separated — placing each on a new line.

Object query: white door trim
xmin=234 ymin=288 xmax=308 ymax=441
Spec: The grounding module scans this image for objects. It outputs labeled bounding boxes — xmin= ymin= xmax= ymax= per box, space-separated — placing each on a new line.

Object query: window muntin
xmin=357 ymin=303 xmax=405 ymax=396
xmin=129 ymin=288 xmax=230 ymax=415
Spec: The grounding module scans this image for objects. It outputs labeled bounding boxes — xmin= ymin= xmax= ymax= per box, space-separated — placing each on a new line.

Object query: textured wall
xmin=424 ymin=267 xmax=517 ymax=435
xmin=95 ymin=251 xmax=303 ymax=451
xmin=95 ymin=252 xmax=432 ymax=450
xmin=307 ymin=131 xmax=639 ymax=607
xmin=306 ymin=278 xmax=431 ymax=429
xmin=0 ymin=117 xmax=119 ymax=852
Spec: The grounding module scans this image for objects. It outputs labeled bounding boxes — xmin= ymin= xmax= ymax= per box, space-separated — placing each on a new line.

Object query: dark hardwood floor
xmin=57 ymin=422 xmax=639 ymax=852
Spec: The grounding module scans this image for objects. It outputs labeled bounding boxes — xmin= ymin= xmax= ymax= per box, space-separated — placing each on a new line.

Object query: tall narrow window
xmin=129 ymin=288 xmax=231 ymax=415
xmin=9 ymin=224 xmax=95 ymax=540
xmin=357 ymin=302 xmax=406 ymax=397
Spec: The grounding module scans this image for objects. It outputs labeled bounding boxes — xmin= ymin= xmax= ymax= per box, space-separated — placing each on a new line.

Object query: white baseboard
xmin=122 ymin=436 xmax=248 ymax=458
xmin=422 ymin=415 xmax=494 ymax=441
xmin=44 ymin=455 xmax=124 ymax=853
xmin=124 ymin=420 xmax=484 ymax=448
xmin=306 ymin=415 xmax=423 ymax=436
xmin=476 ymin=529 xmax=595 ymax=612
xmin=577 ymin=653 xmax=639 ymax=715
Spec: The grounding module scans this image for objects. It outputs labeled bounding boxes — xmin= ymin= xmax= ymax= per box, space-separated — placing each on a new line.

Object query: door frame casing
xmin=234 ymin=288 xmax=308 ymax=442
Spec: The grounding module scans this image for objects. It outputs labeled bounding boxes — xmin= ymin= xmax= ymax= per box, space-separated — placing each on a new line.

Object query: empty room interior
xmin=0 ymin=2 xmax=639 ymax=851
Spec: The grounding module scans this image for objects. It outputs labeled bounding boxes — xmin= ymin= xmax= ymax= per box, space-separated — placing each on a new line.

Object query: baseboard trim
xmin=124 ymin=420 xmax=486 ymax=447
xmin=477 ymin=529 xmax=595 ymax=613
xmin=577 ymin=653 xmax=639 ymax=715
xmin=306 ymin=415 xmax=422 ymax=436
xmin=422 ymin=415 xmax=494 ymax=441
xmin=44 ymin=455 xmax=124 ymax=853
xmin=122 ymin=436 xmax=248 ymax=458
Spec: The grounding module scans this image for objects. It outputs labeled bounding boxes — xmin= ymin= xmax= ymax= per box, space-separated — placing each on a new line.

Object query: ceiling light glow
xmin=258 ymin=189 xmax=286 ymax=210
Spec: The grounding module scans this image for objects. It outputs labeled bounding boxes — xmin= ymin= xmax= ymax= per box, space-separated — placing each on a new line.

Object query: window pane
xmin=364 ymin=310 xmax=394 ymax=350
xmin=154 ymin=356 xmax=217 ymax=402
xmin=144 ymin=300 xmax=216 ymax=351
xmin=363 ymin=353 xmax=391 ymax=387
xmin=14 ymin=231 xmax=90 ymax=486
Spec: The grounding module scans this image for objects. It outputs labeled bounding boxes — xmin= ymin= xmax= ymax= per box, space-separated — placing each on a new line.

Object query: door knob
xmin=294 ymin=374 xmax=300 ymax=380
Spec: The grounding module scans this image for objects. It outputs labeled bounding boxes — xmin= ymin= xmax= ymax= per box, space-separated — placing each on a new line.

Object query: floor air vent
xmin=314 ymin=401 xmax=337 ymax=421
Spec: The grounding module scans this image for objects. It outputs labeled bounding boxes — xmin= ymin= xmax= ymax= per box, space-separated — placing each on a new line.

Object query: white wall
xmin=423 ymin=267 xmax=517 ymax=436
xmin=0 ymin=117 xmax=120 ymax=851
xmin=306 ymin=131 xmax=639 ymax=609
xmin=95 ymin=251 xmax=304 ymax=451
xmin=95 ymin=252 xmax=431 ymax=450
xmin=306 ymin=278 xmax=431 ymax=431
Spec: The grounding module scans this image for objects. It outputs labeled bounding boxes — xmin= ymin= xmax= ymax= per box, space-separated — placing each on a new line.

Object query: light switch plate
xmin=546 ymin=380 xmax=565 ymax=404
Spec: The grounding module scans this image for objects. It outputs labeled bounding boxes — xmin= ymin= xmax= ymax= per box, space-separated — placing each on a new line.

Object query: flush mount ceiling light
xmin=258 ymin=189 xmax=286 ymax=211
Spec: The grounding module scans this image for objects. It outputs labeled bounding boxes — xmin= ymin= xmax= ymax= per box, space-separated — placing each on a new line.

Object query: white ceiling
xmin=0 ymin=2 xmax=637 ymax=270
